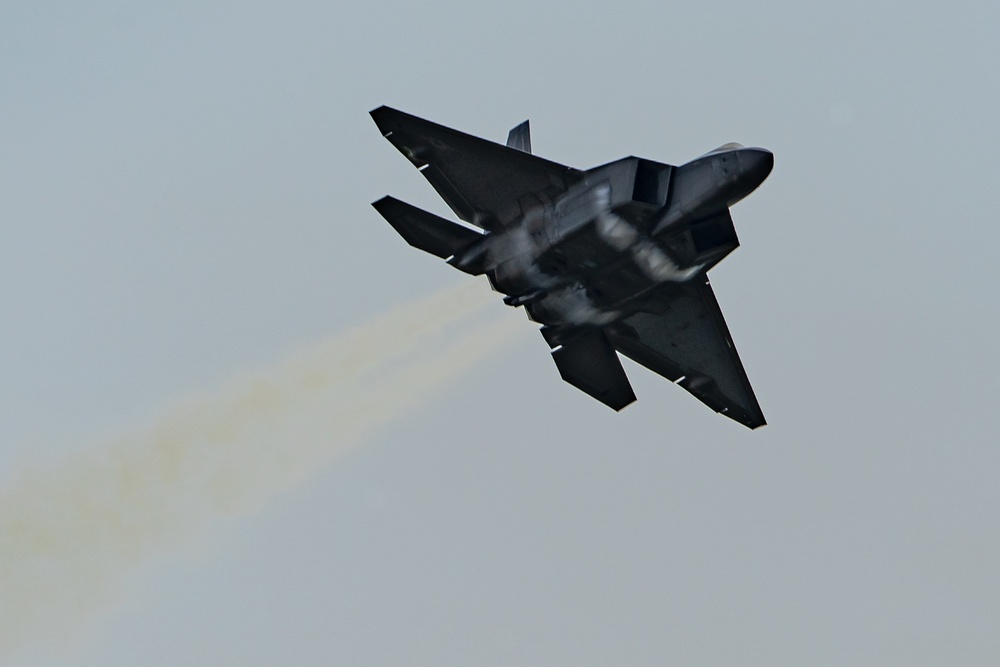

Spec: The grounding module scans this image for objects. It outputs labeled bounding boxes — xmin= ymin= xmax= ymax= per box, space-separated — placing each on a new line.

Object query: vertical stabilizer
xmin=551 ymin=329 xmax=636 ymax=410
xmin=506 ymin=120 xmax=531 ymax=154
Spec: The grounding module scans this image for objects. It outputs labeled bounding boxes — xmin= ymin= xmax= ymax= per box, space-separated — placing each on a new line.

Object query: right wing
xmin=605 ymin=278 xmax=766 ymax=429
xmin=370 ymin=106 xmax=582 ymax=231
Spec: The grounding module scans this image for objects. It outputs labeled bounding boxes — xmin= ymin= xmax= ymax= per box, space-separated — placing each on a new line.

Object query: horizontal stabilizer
xmin=372 ymin=196 xmax=484 ymax=272
xmin=506 ymin=120 xmax=531 ymax=153
xmin=551 ymin=329 xmax=636 ymax=411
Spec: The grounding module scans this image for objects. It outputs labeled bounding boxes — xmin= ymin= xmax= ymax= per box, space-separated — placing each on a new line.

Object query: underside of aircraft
xmin=371 ymin=106 xmax=772 ymax=429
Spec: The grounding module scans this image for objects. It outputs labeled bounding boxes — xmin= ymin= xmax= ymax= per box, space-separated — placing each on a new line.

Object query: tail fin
xmin=506 ymin=120 xmax=531 ymax=153
xmin=551 ymin=329 xmax=636 ymax=410
xmin=372 ymin=196 xmax=485 ymax=274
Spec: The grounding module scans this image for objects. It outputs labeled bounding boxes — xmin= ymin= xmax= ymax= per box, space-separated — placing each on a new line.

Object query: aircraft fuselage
xmin=453 ymin=146 xmax=773 ymax=332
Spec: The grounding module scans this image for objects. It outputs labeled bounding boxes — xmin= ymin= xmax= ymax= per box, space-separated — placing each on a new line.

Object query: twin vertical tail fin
xmin=506 ymin=120 xmax=531 ymax=154
xmin=372 ymin=118 xmax=531 ymax=275
xmin=551 ymin=329 xmax=636 ymax=411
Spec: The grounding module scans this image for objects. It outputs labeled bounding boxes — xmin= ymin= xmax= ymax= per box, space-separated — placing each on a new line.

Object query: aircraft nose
xmin=742 ymin=148 xmax=774 ymax=186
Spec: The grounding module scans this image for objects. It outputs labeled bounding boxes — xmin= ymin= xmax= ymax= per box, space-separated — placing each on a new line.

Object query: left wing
xmin=370 ymin=106 xmax=582 ymax=231
xmin=605 ymin=279 xmax=766 ymax=429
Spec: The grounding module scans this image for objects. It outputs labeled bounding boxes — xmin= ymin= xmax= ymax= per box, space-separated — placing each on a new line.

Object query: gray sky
xmin=2 ymin=1 xmax=999 ymax=665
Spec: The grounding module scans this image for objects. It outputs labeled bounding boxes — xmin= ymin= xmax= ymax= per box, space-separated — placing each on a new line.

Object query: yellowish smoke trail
xmin=0 ymin=281 xmax=528 ymax=658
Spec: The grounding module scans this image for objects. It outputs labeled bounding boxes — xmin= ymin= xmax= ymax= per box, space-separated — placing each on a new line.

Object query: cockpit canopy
xmin=699 ymin=142 xmax=745 ymax=157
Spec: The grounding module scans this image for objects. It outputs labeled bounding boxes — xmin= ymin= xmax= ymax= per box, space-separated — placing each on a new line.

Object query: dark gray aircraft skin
xmin=370 ymin=106 xmax=772 ymax=429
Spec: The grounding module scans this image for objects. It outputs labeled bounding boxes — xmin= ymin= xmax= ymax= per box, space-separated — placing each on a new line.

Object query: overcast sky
xmin=2 ymin=1 xmax=999 ymax=665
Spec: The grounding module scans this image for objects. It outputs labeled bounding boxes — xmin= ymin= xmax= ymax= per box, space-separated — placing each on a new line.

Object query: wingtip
xmin=369 ymin=105 xmax=396 ymax=133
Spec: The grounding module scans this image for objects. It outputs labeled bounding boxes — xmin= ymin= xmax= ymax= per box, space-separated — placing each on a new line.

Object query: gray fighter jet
xmin=371 ymin=107 xmax=772 ymax=428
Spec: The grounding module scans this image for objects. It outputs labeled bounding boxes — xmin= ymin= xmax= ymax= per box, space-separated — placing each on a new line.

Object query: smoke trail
xmin=0 ymin=282 xmax=527 ymax=658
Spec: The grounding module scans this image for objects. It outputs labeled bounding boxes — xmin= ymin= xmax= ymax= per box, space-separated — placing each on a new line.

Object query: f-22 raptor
xmin=371 ymin=107 xmax=772 ymax=429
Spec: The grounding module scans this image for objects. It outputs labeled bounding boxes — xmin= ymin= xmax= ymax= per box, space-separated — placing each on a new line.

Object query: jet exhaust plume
xmin=0 ymin=282 xmax=524 ymax=658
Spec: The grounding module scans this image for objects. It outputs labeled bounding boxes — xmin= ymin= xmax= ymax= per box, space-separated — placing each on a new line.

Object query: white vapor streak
xmin=0 ymin=281 xmax=526 ymax=657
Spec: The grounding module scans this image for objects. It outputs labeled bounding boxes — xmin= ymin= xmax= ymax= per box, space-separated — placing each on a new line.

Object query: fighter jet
xmin=370 ymin=106 xmax=772 ymax=428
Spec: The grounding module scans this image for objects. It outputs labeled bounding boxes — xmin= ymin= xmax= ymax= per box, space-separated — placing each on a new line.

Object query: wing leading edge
xmin=370 ymin=106 xmax=581 ymax=231
xmin=605 ymin=280 xmax=766 ymax=429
